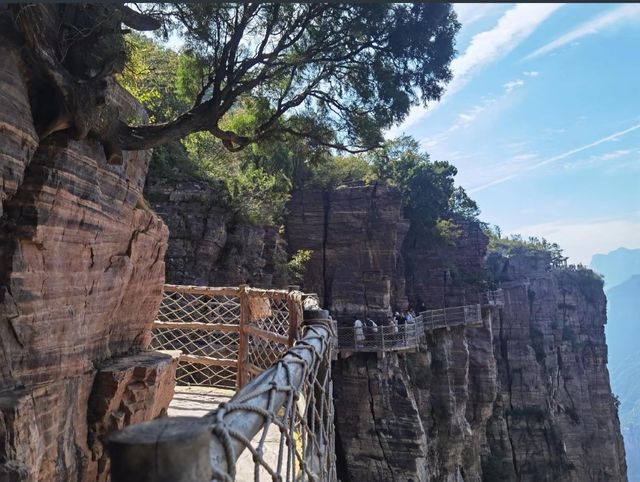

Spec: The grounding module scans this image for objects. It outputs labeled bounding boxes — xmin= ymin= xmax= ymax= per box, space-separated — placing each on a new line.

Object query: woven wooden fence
xmin=151 ymin=284 xmax=303 ymax=389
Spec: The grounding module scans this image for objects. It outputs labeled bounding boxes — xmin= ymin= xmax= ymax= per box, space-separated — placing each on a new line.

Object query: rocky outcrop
xmin=484 ymin=255 xmax=626 ymax=481
xmin=286 ymin=183 xmax=409 ymax=321
xmin=286 ymin=184 xmax=626 ymax=481
xmin=0 ymin=46 xmax=39 ymax=220
xmin=333 ymin=252 xmax=626 ymax=482
xmin=144 ymin=178 xmax=287 ymax=287
xmin=86 ymin=351 xmax=179 ymax=482
xmin=0 ymin=46 xmax=173 ymax=481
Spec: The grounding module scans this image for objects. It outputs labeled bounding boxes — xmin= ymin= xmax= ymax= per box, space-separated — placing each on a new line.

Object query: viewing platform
xmin=337 ymin=290 xmax=504 ymax=354
xmin=129 ymin=284 xmax=336 ymax=481
xmin=115 ymin=285 xmax=504 ymax=479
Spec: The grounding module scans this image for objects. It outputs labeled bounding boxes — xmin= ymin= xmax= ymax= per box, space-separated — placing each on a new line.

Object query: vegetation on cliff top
xmin=484 ymin=225 xmax=568 ymax=266
xmin=484 ymin=226 xmax=603 ymax=285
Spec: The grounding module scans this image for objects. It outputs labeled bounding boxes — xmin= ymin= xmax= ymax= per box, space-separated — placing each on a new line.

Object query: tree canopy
xmin=368 ymin=136 xmax=479 ymax=232
xmin=4 ymin=3 xmax=459 ymax=162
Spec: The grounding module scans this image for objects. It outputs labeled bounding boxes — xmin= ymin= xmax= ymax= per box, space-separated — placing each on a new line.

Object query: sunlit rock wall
xmin=286 ymin=183 xmax=626 ymax=481
xmin=0 ymin=46 xmax=173 ymax=481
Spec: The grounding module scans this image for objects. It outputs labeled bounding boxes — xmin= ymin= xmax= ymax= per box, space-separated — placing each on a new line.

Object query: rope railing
xmin=150 ymin=284 xmax=302 ymax=389
xmin=110 ymin=308 xmax=337 ymax=482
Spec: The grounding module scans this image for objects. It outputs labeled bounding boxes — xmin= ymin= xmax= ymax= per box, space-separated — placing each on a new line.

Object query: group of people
xmin=350 ymin=309 xmax=419 ymax=348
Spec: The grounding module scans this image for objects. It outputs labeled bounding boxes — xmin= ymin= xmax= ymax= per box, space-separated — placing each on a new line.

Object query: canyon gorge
xmin=144 ymin=176 xmax=627 ymax=481
xmin=0 ymin=7 xmax=629 ymax=479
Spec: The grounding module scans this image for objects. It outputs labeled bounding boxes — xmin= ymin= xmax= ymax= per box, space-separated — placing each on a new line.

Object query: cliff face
xmin=484 ymin=254 xmax=626 ymax=481
xmin=286 ymin=183 xmax=409 ymax=320
xmin=286 ymin=184 xmax=626 ymax=481
xmin=144 ymin=178 xmax=287 ymax=287
xmin=0 ymin=48 xmax=175 ymax=481
xmin=286 ymin=184 xmax=487 ymax=319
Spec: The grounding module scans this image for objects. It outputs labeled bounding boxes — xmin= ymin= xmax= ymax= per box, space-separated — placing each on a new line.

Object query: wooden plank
xmin=245 ymin=325 xmax=290 ymax=345
xmin=287 ymin=291 xmax=298 ymax=346
xmin=179 ymin=354 xmax=237 ymax=368
xmin=237 ymin=285 xmax=249 ymax=388
xmin=244 ymin=287 xmax=290 ymax=298
xmin=164 ymin=284 xmax=240 ymax=297
xmin=153 ymin=321 xmax=239 ymax=332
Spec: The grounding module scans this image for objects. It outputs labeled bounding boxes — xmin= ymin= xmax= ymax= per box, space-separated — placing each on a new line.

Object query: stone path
xmin=168 ymin=386 xmax=283 ymax=481
xmin=168 ymin=385 xmax=232 ymax=418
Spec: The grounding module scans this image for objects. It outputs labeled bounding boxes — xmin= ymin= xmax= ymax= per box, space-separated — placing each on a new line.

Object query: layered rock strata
xmin=144 ymin=178 xmax=287 ymax=287
xmin=0 ymin=47 xmax=173 ymax=481
xmin=286 ymin=183 xmax=409 ymax=321
xmin=286 ymin=184 xmax=626 ymax=481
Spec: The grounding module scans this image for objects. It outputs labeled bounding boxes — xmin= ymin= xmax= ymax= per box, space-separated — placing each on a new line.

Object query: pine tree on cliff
xmin=1 ymin=3 xmax=459 ymax=162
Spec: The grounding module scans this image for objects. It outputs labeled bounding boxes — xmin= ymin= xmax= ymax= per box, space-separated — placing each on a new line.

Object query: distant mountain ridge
xmin=591 ymin=247 xmax=640 ymax=289
xmin=591 ymin=248 xmax=640 ymax=481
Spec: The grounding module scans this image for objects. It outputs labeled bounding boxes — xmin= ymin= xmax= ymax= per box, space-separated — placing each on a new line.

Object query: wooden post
xmin=287 ymin=285 xmax=301 ymax=347
xmin=237 ymin=284 xmax=249 ymax=388
xmin=109 ymin=417 xmax=212 ymax=482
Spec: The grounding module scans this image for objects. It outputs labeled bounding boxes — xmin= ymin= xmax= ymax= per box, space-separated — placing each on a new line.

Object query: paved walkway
xmin=168 ymin=386 xmax=282 ymax=480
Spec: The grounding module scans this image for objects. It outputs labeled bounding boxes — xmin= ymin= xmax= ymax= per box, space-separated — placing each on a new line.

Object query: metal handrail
xmin=337 ymin=316 xmax=424 ymax=352
xmin=482 ymin=289 xmax=505 ymax=306
xmin=336 ymin=302 xmax=487 ymax=352
xmin=421 ymin=304 xmax=482 ymax=330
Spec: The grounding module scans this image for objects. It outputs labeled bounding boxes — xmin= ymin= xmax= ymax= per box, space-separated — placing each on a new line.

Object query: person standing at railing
xmin=365 ymin=318 xmax=378 ymax=347
xmin=389 ymin=315 xmax=398 ymax=334
xmin=405 ymin=311 xmax=416 ymax=343
xmin=394 ymin=312 xmax=406 ymax=346
xmin=395 ymin=311 xmax=404 ymax=325
xmin=366 ymin=318 xmax=378 ymax=332
xmin=387 ymin=315 xmax=399 ymax=348
xmin=353 ymin=316 xmax=364 ymax=348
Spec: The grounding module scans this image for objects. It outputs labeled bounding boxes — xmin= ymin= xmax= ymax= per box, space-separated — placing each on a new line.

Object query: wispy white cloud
xmin=454 ymin=4 xmax=506 ymax=27
xmin=422 ymin=98 xmax=498 ymax=148
xmin=562 ymin=148 xmax=635 ymax=171
xmin=523 ymin=71 xmax=539 ymax=77
xmin=388 ymin=3 xmax=564 ymax=137
xmin=448 ymin=4 xmax=563 ymax=95
xmin=470 ymin=123 xmax=640 ymax=193
xmin=512 ymin=153 xmax=538 ymax=162
xmin=503 ymin=79 xmax=524 ymax=93
xmin=510 ymin=215 xmax=640 ymax=264
xmin=457 ymin=103 xmax=489 ymax=123
xmin=524 ymin=4 xmax=640 ymax=60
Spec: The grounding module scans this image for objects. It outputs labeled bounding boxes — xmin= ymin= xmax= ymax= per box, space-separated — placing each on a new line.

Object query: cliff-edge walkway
xmin=108 ymin=285 xmax=503 ymax=481
xmin=337 ymin=289 xmax=504 ymax=353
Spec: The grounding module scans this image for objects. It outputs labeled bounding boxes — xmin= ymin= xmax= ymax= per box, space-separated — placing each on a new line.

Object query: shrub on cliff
xmin=485 ymin=228 xmax=568 ymax=267
xmin=369 ymin=136 xmax=480 ymax=234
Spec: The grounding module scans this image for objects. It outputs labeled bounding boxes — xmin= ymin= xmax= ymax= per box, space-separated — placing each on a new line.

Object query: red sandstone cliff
xmin=0 ymin=46 xmax=176 ymax=481
xmin=286 ymin=184 xmax=627 ymax=481
xmin=139 ymin=165 xmax=627 ymax=480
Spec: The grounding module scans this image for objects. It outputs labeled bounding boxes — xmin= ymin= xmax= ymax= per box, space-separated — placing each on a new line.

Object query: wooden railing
xmin=150 ymin=284 xmax=303 ymax=389
xmin=111 ymin=298 xmax=337 ymax=482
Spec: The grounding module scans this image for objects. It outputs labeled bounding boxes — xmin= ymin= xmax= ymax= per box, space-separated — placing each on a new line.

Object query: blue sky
xmin=388 ymin=3 xmax=640 ymax=264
